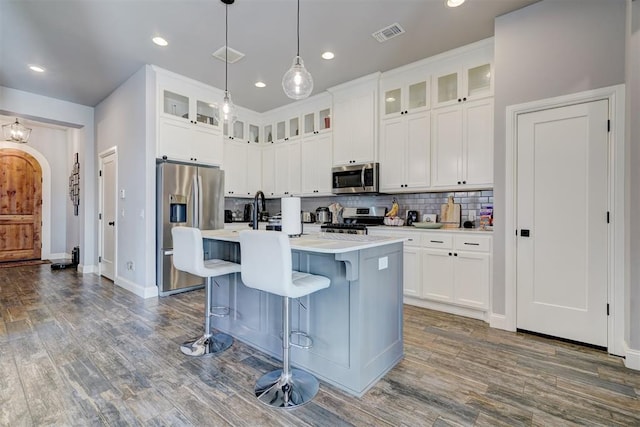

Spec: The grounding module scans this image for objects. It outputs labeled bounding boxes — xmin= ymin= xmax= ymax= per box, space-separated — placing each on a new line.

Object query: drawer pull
xmin=430 ymin=240 xmax=444 ymax=243
xmin=464 ymin=242 xmax=480 ymax=246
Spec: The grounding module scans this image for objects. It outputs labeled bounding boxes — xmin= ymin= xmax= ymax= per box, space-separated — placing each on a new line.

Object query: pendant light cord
xmin=296 ymin=0 xmax=300 ymax=57
xmin=225 ymin=2 xmax=229 ymax=92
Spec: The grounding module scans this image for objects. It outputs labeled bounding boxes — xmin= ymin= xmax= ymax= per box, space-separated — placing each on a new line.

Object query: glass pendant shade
xmin=282 ymin=56 xmax=313 ymax=100
xmin=222 ymin=91 xmax=237 ymax=124
xmin=2 ymin=118 xmax=31 ymax=143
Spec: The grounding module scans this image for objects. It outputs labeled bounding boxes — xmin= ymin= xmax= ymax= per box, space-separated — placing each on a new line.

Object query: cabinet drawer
xmin=454 ymin=235 xmax=491 ymax=252
xmin=403 ymin=232 xmax=423 ymax=247
xmin=422 ymin=234 xmax=453 ymax=249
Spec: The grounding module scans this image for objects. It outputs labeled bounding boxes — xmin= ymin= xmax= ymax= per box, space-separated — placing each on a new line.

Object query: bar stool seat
xmin=172 ymin=226 xmax=240 ymax=357
xmin=239 ymin=230 xmax=330 ymax=408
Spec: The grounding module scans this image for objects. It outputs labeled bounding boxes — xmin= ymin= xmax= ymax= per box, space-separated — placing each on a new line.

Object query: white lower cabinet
xmin=370 ymin=228 xmax=492 ymax=319
xmin=421 ymin=233 xmax=491 ymax=311
xmin=402 ymin=240 xmax=422 ymax=298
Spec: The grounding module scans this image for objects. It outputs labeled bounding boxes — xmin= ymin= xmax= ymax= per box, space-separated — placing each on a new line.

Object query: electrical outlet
xmin=126 ymin=261 xmax=135 ymax=271
xmin=469 ymin=210 xmax=476 ymax=221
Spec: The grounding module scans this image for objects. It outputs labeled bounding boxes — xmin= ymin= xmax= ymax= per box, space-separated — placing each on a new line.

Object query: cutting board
xmin=440 ymin=196 xmax=461 ymax=229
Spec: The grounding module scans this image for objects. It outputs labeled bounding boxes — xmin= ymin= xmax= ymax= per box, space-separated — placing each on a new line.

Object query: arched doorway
xmin=0 ymin=148 xmax=43 ymax=262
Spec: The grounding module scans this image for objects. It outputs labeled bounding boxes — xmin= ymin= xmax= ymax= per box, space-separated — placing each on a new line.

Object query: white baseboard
xmin=115 ymin=276 xmax=158 ymax=299
xmin=46 ymin=252 xmax=69 ymax=259
xmin=78 ymin=263 xmax=97 ymax=274
xmin=624 ymin=342 xmax=640 ymax=371
xmin=403 ymin=297 xmax=488 ymax=322
xmin=489 ymin=313 xmax=515 ymax=331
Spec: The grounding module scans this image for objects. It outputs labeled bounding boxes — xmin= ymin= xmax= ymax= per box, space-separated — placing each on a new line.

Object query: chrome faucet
xmin=252 ymin=191 xmax=265 ymax=230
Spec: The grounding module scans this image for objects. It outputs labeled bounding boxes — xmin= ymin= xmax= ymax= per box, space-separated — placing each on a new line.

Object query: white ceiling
xmin=0 ymin=0 xmax=539 ymax=113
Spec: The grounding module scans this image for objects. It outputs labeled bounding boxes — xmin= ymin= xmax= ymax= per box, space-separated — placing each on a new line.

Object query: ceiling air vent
xmin=212 ymin=46 xmax=245 ymax=64
xmin=372 ymin=23 xmax=405 ymax=43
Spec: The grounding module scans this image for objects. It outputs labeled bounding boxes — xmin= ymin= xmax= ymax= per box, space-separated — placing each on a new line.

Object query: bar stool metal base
xmin=254 ymin=368 xmax=319 ymax=408
xmin=180 ymin=332 xmax=233 ymax=357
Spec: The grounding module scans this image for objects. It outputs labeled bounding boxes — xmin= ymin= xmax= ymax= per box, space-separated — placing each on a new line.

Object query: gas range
xmin=320 ymin=206 xmax=387 ymax=235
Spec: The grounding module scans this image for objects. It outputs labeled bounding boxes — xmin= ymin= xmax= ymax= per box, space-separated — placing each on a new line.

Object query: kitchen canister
xmin=281 ymin=197 xmax=302 ymax=237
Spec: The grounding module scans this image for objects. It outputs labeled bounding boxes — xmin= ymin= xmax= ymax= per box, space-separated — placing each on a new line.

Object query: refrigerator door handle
xmin=192 ymin=174 xmax=199 ymax=227
xmin=197 ymin=174 xmax=204 ymax=229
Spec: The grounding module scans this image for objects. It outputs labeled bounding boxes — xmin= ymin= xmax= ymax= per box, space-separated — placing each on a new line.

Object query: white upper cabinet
xmin=432 ymin=45 xmax=493 ymax=109
xmin=381 ymin=70 xmax=430 ymax=119
xmin=329 ymin=73 xmax=379 ymax=166
xmin=223 ymin=140 xmax=262 ymax=198
xmin=379 ymin=111 xmax=431 ymax=192
xmin=431 ymin=98 xmax=493 ymax=189
xmin=301 ymin=131 xmax=332 ymax=196
xmin=379 ymin=67 xmax=431 ymax=192
xmin=156 ymin=71 xmax=224 ymax=166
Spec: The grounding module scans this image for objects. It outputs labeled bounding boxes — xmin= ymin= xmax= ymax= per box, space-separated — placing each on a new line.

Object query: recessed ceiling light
xmin=29 ymin=65 xmax=45 ymax=73
xmin=446 ymin=0 xmax=465 ymax=7
xmin=321 ymin=51 xmax=335 ymax=60
xmin=255 ymin=81 xmax=266 ymax=88
xmin=152 ymin=36 xmax=168 ymax=46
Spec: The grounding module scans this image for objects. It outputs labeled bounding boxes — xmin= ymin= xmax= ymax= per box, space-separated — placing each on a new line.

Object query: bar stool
xmin=172 ymin=226 xmax=240 ymax=357
xmin=239 ymin=230 xmax=330 ymax=408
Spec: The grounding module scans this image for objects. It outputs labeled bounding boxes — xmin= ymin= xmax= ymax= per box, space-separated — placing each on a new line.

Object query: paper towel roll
xmin=281 ymin=197 xmax=302 ymax=236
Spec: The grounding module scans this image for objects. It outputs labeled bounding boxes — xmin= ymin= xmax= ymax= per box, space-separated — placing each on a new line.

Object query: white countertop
xmin=202 ymin=229 xmax=406 ymax=254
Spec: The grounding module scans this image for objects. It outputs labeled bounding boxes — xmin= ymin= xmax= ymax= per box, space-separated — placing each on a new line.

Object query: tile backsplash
xmin=226 ymin=190 xmax=493 ymax=224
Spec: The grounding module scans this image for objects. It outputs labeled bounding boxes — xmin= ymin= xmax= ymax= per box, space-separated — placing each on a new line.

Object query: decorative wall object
xmin=69 ymin=152 xmax=80 ymax=215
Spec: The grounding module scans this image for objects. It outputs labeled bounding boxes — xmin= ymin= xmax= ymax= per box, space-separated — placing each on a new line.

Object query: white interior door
xmin=99 ymin=150 xmax=117 ymax=281
xmin=516 ymin=100 xmax=608 ymax=347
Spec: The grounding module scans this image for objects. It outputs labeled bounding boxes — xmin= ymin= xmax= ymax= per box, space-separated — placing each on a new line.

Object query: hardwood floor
xmin=1 ymin=265 xmax=639 ymax=426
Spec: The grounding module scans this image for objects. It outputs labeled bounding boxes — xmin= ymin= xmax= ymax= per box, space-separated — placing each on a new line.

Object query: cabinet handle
xmin=463 ymin=97 xmax=467 ymax=101
xmin=408 ymin=238 xmax=413 ymax=242
xmin=448 ymin=252 xmax=452 ymax=256
xmin=464 ymin=242 xmax=480 ymax=246
xmin=431 ymin=240 xmax=444 ymax=243
xmin=458 ymin=98 xmax=462 ymax=103
xmin=454 ymin=253 xmax=458 ymax=256
xmin=457 ymin=181 xmax=461 ymax=184
xmin=462 ymin=180 xmax=466 ymax=184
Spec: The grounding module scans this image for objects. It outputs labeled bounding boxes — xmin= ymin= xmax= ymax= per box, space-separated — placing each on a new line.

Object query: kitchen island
xmin=201 ymin=230 xmax=405 ymax=397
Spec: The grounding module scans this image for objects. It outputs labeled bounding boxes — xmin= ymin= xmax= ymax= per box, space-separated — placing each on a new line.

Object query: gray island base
xmin=201 ymin=230 xmax=405 ymax=397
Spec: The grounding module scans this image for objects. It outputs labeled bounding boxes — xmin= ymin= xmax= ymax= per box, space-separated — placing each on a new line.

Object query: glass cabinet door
xmin=233 ymin=120 xmax=244 ymax=139
xmin=163 ymin=90 xmax=189 ymax=119
xmin=289 ymin=117 xmax=299 ymax=138
xmin=319 ymin=108 xmax=331 ymax=131
xmin=384 ymin=88 xmax=402 ymax=115
xmin=196 ymin=100 xmax=219 ymax=126
xmin=249 ymin=124 xmax=260 ymax=143
xmin=264 ymin=124 xmax=273 ymax=143
xmin=437 ymin=72 xmax=458 ymax=104
xmin=304 ymin=112 xmax=315 ymax=135
xmin=408 ymin=81 xmax=427 ymax=110
xmin=276 ymin=120 xmax=286 ymax=140
xmin=466 ymin=63 xmax=491 ymax=98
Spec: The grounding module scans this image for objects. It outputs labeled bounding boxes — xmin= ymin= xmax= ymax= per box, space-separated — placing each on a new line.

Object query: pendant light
xmin=2 ymin=118 xmax=31 ymax=143
xmin=282 ymin=0 xmax=313 ymax=100
xmin=221 ymin=0 xmax=236 ymax=125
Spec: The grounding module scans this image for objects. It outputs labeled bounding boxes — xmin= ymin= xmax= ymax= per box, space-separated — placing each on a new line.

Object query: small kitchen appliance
xmin=406 ymin=210 xmax=418 ymax=226
xmin=301 ymin=211 xmax=315 ymax=223
xmin=315 ymin=207 xmax=332 ymax=224
xmin=331 ymin=163 xmax=379 ymax=194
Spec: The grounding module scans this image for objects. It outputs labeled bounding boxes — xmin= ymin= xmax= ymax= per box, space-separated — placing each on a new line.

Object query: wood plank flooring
xmin=1 ymin=265 xmax=639 ymax=426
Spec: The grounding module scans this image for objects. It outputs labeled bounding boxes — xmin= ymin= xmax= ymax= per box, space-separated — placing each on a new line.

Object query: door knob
xmin=108 ymin=221 xmax=115 ymax=226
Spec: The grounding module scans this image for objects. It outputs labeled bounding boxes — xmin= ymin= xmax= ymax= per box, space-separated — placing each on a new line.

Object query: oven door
xmin=332 ymin=163 xmax=379 ymax=194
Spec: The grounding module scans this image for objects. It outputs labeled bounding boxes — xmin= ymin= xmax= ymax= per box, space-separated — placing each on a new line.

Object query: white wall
xmin=493 ymin=0 xmax=626 ymax=315
xmin=0 ymin=87 xmax=95 ymax=269
xmin=95 ymin=66 xmax=157 ymax=298
xmin=627 ymin=0 xmax=640 ymax=351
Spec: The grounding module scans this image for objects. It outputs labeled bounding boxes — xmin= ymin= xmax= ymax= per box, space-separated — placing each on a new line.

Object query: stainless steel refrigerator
xmin=156 ymin=161 xmax=224 ymax=296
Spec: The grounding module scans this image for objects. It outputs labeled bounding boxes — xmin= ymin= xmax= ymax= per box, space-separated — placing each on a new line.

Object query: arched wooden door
xmin=0 ymin=148 xmax=43 ymax=262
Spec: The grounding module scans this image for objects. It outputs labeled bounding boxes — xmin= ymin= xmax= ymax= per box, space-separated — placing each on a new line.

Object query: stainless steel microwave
xmin=332 ymin=163 xmax=379 ymax=194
